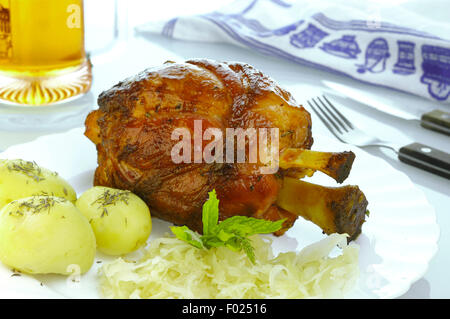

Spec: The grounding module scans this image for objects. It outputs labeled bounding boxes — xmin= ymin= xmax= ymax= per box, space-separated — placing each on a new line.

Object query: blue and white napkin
xmin=137 ymin=0 xmax=450 ymax=103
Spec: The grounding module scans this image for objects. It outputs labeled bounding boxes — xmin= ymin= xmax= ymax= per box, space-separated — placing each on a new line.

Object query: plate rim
xmin=0 ymin=127 xmax=440 ymax=299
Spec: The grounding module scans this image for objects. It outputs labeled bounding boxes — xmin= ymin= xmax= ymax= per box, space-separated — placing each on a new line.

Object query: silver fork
xmin=308 ymin=95 xmax=450 ymax=180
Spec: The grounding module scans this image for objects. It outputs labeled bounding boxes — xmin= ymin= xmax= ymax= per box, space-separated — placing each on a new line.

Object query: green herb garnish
xmin=91 ymin=189 xmax=131 ymax=217
xmin=170 ymin=190 xmax=285 ymax=263
xmin=7 ymin=160 xmax=45 ymax=182
xmin=9 ymin=196 xmax=64 ymax=216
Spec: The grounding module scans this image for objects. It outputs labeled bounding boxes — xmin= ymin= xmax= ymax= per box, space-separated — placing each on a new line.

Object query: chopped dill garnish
xmin=91 ymin=189 xmax=131 ymax=217
xmin=32 ymin=191 xmax=55 ymax=197
xmin=8 ymin=196 xmax=64 ymax=217
xmin=7 ymin=160 xmax=46 ymax=182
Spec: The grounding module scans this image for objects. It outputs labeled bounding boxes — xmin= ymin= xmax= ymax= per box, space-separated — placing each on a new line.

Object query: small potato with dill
xmin=0 ymin=159 xmax=77 ymax=210
xmin=0 ymin=196 xmax=96 ymax=275
xmin=76 ymin=186 xmax=152 ymax=256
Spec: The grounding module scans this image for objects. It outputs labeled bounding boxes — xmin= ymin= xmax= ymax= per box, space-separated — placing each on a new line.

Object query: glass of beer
xmin=0 ymin=0 xmax=91 ymax=106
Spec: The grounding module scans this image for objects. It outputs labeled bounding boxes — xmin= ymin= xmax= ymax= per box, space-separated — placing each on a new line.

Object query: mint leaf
xmin=170 ymin=189 xmax=285 ymax=264
xmin=201 ymin=235 xmax=225 ymax=248
xmin=202 ymin=189 xmax=219 ymax=236
xmin=170 ymin=225 xmax=204 ymax=249
xmin=216 ymin=229 xmax=235 ymax=242
xmin=238 ymin=237 xmax=256 ymax=264
xmin=223 ymin=236 xmax=256 ymax=263
xmin=223 ymin=236 xmax=242 ymax=251
xmin=216 ymin=216 xmax=285 ymax=237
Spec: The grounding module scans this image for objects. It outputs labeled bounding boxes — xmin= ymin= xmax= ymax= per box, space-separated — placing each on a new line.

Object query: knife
xmin=323 ymin=81 xmax=450 ymax=136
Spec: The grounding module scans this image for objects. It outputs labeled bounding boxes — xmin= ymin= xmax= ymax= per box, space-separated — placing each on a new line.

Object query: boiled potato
xmin=0 ymin=196 xmax=96 ymax=275
xmin=76 ymin=186 xmax=152 ymax=256
xmin=0 ymin=159 xmax=77 ymax=210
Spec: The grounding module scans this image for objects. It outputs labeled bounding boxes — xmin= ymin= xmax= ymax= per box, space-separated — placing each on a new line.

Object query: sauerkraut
xmin=98 ymin=233 xmax=359 ymax=299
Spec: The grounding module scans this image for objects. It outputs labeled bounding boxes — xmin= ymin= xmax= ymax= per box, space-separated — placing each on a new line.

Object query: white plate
xmin=0 ymin=127 xmax=439 ymax=299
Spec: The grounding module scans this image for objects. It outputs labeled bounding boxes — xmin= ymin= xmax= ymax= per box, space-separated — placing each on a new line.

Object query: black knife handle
xmin=398 ymin=142 xmax=450 ymax=179
xmin=421 ymin=109 xmax=450 ymax=136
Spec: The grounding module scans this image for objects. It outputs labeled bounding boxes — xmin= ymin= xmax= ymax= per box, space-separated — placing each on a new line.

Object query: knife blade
xmin=323 ymin=80 xmax=450 ymax=136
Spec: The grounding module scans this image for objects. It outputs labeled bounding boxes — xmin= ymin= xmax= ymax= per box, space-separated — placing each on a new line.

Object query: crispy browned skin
xmin=85 ymin=59 xmax=367 ymax=239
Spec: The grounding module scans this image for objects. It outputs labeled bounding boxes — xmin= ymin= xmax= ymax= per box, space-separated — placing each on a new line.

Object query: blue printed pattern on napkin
xmin=149 ymin=0 xmax=450 ymax=102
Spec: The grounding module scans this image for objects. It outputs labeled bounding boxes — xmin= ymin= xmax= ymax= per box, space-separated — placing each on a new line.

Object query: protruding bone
xmin=279 ymin=149 xmax=355 ymax=183
xmin=276 ymin=177 xmax=368 ymax=241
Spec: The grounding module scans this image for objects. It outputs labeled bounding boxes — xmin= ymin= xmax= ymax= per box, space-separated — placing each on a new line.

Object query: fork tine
xmin=311 ymin=98 xmax=343 ymax=134
xmin=316 ymin=96 xmax=351 ymax=132
xmin=308 ymin=99 xmax=343 ymax=136
xmin=321 ymin=95 xmax=354 ymax=129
